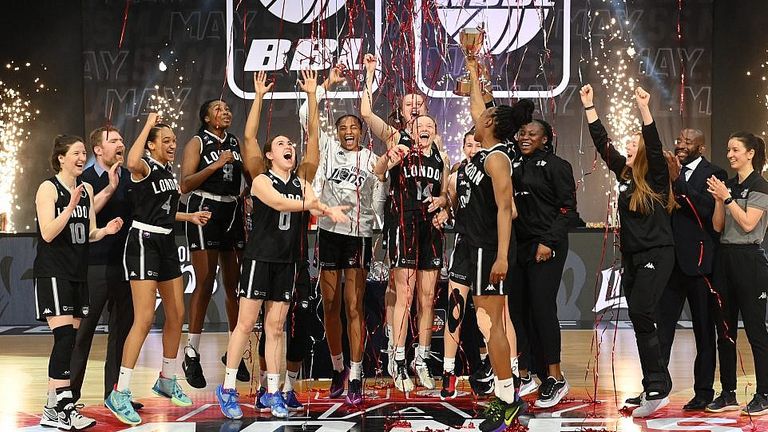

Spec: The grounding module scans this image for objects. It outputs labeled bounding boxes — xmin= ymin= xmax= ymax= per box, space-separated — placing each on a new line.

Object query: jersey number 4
xmin=416 ymin=181 xmax=434 ymax=202
xmin=161 ymin=196 xmax=172 ymax=215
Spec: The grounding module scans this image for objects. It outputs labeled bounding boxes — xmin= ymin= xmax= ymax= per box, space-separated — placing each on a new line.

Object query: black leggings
xmin=712 ymin=244 xmax=768 ymax=394
xmin=509 ymin=239 xmax=568 ymax=373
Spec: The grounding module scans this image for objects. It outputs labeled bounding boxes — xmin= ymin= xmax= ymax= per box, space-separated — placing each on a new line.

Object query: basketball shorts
xmin=388 ymin=213 xmax=443 ymax=270
xmin=449 ymin=237 xmax=514 ymax=296
xmin=186 ymin=191 xmax=245 ymax=251
xmin=123 ymin=223 xmax=182 ymax=282
xmin=318 ymin=229 xmax=372 ymax=271
xmin=239 ymin=259 xmax=298 ymax=303
xmin=34 ymin=277 xmax=90 ymax=321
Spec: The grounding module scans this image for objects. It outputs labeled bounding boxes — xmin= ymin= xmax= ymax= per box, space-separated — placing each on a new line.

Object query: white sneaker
xmin=59 ymin=403 xmax=97 ymax=430
xmin=518 ymin=375 xmax=539 ymax=397
xmin=631 ymin=395 xmax=669 ymax=418
xmin=394 ymin=362 xmax=414 ymax=393
xmin=40 ymin=405 xmax=58 ymax=428
xmin=412 ymin=361 xmax=436 ymax=389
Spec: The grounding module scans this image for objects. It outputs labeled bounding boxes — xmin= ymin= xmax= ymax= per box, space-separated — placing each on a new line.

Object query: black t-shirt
xmin=245 ymin=171 xmax=304 ymax=263
xmin=128 ymin=157 xmax=180 ymax=230
xmin=387 ymin=132 xmax=444 ymax=217
xmin=195 ymin=130 xmax=243 ymax=196
xmin=453 ymin=159 xmax=470 ymax=234
xmin=80 ymin=165 xmax=132 ymax=265
xmin=34 ymin=176 xmax=91 ymax=281
xmin=463 ymin=144 xmax=515 ymax=250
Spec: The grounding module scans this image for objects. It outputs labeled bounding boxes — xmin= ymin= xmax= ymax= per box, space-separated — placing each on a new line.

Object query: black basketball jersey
xmin=128 ymin=157 xmax=180 ymax=229
xmin=463 ymin=144 xmax=515 ymax=250
xmin=34 ymin=176 xmax=91 ymax=281
xmin=196 ymin=130 xmax=243 ymax=196
xmin=245 ymin=171 xmax=304 ymax=263
xmin=388 ymin=132 xmax=444 ymax=215
xmin=453 ymin=159 xmax=470 ymax=234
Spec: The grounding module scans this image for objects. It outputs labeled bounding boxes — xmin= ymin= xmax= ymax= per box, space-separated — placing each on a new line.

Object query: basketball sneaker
xmin=215 ymin=385 xmax=243 ymax=420
xmin=40 ymin=405 xmax=58 ymax=428
xmin=440 ymin=371 xmax=457 ymax=400
xmin=259 ymin=391 xmax=289 ymax=418
xmin=106 ymin=388 xmax=141 ymax=425
xmin=58 ymin=403 xmax=96 ymax=431
xmin=152 ymin=375 xmax=193 ymax=407
xmin=183 ymin=346 xmax=206 ymax=389
xmin=284 ymin=390 xmax=304 ymax=411
xmin=346 ymin=379 xmax=364 ymax=406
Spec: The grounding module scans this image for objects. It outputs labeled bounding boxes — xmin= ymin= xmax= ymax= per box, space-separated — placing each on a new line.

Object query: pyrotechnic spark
xmin=746 ymin=49 xmax=768 ymax=137
xmin=148 ymin=84 xmax=185 ymax=130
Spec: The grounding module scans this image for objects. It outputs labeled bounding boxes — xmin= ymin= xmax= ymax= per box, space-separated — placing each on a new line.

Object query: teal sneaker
xmin=106 ymin=388 xmax=141 ymax=425
xmin=152 ymin=375 xmax=193 ymax=407
xmin=216 ymin=385 xmax=243 ymax=419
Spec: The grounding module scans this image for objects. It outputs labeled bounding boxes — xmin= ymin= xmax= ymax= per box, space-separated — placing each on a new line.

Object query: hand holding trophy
xmin=454 ymin=27 xmax=490 ymax=96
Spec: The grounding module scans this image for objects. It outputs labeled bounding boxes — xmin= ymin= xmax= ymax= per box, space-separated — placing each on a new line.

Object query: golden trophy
xmin=454 ymin=27 xmax=486 ymax=96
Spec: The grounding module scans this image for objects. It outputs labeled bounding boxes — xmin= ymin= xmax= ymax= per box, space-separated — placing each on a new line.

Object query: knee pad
xmin=49 ymin=325 xmax=76 ymax=379
xmin=448 ymin=288 xmax=466 ymax=333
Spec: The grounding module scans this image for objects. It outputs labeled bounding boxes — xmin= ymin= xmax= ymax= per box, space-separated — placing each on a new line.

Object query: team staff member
xmin=509 ymin=119 xmax=577 ymax=408
xmin=180 ymin=98 xmax=248 ymax=388
xmin=301 ymin=66 xmax=384 ymax=405
xmin=70 ymin=127 xmax=140 ymax=409
xmin=35 ymin=135 xmax=123 ymax=430
xmin=641 ymin=129 xmax=725 ymax=411
xmin=707 ymin=132 xmax=768 ymax=416
xmin=581 ymin=84 xmax=678 ymax=418
xmin=105 ymin=114 xmax=211 ymax=426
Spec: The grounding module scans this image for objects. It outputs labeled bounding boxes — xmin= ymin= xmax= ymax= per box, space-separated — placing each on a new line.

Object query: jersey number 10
xmin=69 ymin=222 xmax=87 ymax=245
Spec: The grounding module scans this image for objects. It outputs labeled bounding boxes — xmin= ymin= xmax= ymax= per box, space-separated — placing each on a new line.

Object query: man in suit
xmin=652 ymin=129 xmax=727 ymax=410
xmin=69 ymin=127 xmax=141 ymax=410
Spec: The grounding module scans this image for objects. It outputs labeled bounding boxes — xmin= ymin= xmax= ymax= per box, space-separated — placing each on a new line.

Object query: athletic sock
xmin=415 ymin=345 xmax=429 ymax=365
xmin=495 ymin=377 xmax=516 ymax=404
xmin=331 ymin=353 xmax=344 ymax=373
xmin=480 ymin=352 xmax=488 ymax=362
xmin=394 ymin=346 xmax=406 ymax=362
xmin=350 ymin=361 xmax=363 ymax=381
xmin=443 ymin=357 xmax=456 ymax=374
xmin=161 ymin=357 xmax=176 ymax=379
xmin=116 ymin=367 xmax=133 ymax=392
xmin=267 ymin=373 xmax=280 ymax=394
xmin=284 ymin=369 xmax=299 ymax=392
xmin=47 ymin=389 xmax=57 ymax=408
xmin=224 ymin=368 xmax=238 ymax=390
xmin=186 ymin=334 xmax=201 ymax=357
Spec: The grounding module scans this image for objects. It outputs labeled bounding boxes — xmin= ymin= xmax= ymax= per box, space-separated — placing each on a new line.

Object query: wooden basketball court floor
xmin=3 ymin=329 xmax=765 ymax=431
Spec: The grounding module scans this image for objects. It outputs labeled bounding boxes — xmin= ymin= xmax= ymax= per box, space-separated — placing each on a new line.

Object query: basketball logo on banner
xmin=414 ymin=0 xmax=571 ymax=99
xmin=226 ymin=0 xmax=383 ymax=100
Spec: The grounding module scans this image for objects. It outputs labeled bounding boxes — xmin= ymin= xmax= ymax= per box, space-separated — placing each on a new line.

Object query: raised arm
xmin=296 ymin=69 xmax=320 ymax=182
xmin=36 ymin=181 xmax=81 ymax=243
xmin=468 ymin=58 xmax=486 ymax=125
xmin=579 ymin=84 xmax=627 ymax=177
xmin=92 ymin=162 xmax=120 ymax=213
xmin=126 ymin=113 xmax=158 ymax=180
xmin=635 ymin=87 xmax=669 ymax=191
xmin=242 ymin=71 xmax=272 ymax=179
xmin=360 ymin=53 xmax=400 ymax=148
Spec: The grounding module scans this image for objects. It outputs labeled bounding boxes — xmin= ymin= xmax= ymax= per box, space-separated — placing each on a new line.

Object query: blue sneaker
xmin=152 ymin=375 xmax=193 ymax=407
xmin=255 ymin=387 xmax=271 ymax=412
xmin=284 ymin=390 xmax=304 ymax=411
xmin=259 ymin=391 xmax=289 ymax=418
xmin=106 ymin=388 xmax=141 ymax=425
xmin=216 ymin=385 xmax=243 ymax=419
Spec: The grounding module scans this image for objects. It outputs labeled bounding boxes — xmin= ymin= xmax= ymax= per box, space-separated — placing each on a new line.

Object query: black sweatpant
xmin=657 ymin=262 xmax=716 ymax=400
xmin=509 ymin=239 xmax=568 ymax=372
xmin=70 ymin=265 xmax=134 ymax=401
xmin=622 ymin=246 xmax=675 ymax=398
xmin=712 ymin=244 xmax=768 ymax=394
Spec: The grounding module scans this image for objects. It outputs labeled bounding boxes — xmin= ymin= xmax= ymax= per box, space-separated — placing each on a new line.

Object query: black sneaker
xmin=183 ymin=346 xmax=207 ymax=389
xmin=742 ymin=393 xmax=768 ymax=416
xmin=220 ymin=353 xmax=251 ymax=382
xmin=535 ymin=376 xmax=569 ymax=408
xmin=470 ymin=358 xmax=495 ymax=395
xmin=478 ymin=398 xmax=523 ymax=432
xmin=706 ymin=390 xmax=739 ymax=413
xmin=625 ymin=392 xmax=643 ymax=406
xmin=440 ymin=371 xmax=457 ymax=400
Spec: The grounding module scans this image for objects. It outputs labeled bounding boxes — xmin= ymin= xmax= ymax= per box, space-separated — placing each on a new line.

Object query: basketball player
xmin=362 ymin=54 xmax=449 ymax=391
xmin=105 ymin=114 xmax=211 ymax=426
xmin=215 ymin=70 xmax=349 ymax=419
xmin=35 ymin=135 xmax=123 ymax=430
xmin=465 ymin=59 xmax=530 ymax=432
xmin=180 ymin=98 xmax=249 ymax=388
xmin=302 ymin=65 xmax=385 ymax=405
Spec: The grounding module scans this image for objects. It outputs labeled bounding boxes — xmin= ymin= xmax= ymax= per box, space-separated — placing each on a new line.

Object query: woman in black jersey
xmin=215 ymin=70 xmax=348 ymax=420
xmin=706 ymin=132 xmax=768 ymax=415
xmin=105 ymin=114 xmax=211 ymax=426
xmin=509 ymin=119 xmax=577 ymax=408
xmin=35 ymin=135 xmax=123 ymax=430
xmin=362 ymin=53 xmax=450 ymax=392
xmin=180 ymin=98 xmax=248 ymax=387
xmin=581 ymin=84 xmax=678 ymax=418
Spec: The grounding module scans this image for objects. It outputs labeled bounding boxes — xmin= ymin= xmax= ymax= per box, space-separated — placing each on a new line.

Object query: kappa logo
xmin=43 ymin=308 xmax=52 ymax=314
xmin=485 ymin=284 xmax=497 ymax=291
xmin=130 ymin=271 xmax=138 ymax=277
xmin=414 ymin=0 xmax=570 ymax=98
xmin=644 ymin=262 xmax=655 ymax=270
xmin=760 ymin=292 xmax=767 ymax=300
xmin=226 ymin=0 xmax=383 ymax=99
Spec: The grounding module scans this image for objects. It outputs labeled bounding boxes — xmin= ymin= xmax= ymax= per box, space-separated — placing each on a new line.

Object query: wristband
xmin=724 ymin=197 xmax=734 ymax=205
xmin=584 ymin=105 xmax=595 ymax=111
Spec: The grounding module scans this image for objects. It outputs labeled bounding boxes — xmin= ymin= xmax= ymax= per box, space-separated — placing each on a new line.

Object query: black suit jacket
xmin=671 ymin=157 xmax=727 ymax=276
